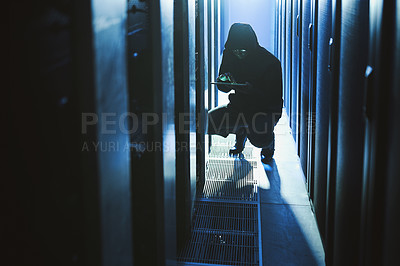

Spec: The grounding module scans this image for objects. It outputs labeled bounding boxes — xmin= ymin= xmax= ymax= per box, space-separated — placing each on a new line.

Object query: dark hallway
xmin=6 ymin=0 xmax=400 ymax=265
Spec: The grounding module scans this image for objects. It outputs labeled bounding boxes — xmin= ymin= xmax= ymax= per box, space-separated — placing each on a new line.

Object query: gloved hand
xmin=217 ymin=72 xmax=236 ymax=83
xmin=216 ymin=73 xmax=236 ymax=92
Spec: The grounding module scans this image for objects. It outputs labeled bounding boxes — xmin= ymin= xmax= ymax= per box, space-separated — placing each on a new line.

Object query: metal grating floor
xmin=202 ymin=158 xmax=258 ymax=202
xmin=178 ymin=136 xmax=261 ymax=265
xmin=178 ymin=231 xmax=258 ymax=265
xmin=201 ymin=179 xmax=258 ymax=202
xmin=192 ymin=202 xmax=258 ymax=234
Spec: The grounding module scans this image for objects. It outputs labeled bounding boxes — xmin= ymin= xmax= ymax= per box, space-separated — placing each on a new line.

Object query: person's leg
xmin=260 ymin=134 xmax=275 ymax=163
xmin=208 ymin=105 xmax=249 ymax=154
xmin=229 ymin=127 xmax=247 ymax=155
xmin=208 ymin=104 xmax=244 ymax=137
xmin=247 ymin=111 xmax=281 ymax=163
xmin=208 ymin=105 xmax=230 ymax=137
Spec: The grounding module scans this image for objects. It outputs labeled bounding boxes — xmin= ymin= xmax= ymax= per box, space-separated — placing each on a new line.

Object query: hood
xmin=224 ymin=23 xmax=260 ymax=50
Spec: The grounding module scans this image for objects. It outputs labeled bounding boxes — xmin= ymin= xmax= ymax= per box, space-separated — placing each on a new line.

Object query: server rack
xmin=299 ymin=0 xmax=312 ymax=175
xmin=128 ymin=0 xmax=177 ymax=264
xmin=276 ymin=1 xmax=400 ymax=265
xmin=290 ymin=0 xmax=301 ymax=147
xmin=285 ymin=0 xmax=293 ymax=127
xmin=325 ymin=0 xmax=341 ymax=264
xmin=313 ymin=0 xmax=332 ymax=245
xmin=333 ymin=1 xmax=369 ymax=264
xmin=360 ymin=1 xmax=400 ymax=265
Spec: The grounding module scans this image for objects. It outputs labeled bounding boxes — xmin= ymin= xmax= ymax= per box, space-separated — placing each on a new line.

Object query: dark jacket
xmin=218 ymin=23 xmax=283 ymax=113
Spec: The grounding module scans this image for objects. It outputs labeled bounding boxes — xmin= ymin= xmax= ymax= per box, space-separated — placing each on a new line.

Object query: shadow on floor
xmin=260 ymin=160 xmax=324 ymax=266
xmin=198 ymin=157 xmax=255 ymax=200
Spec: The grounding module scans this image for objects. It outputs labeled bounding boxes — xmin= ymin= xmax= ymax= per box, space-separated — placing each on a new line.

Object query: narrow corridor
xmin=7 ymin=1 xmax=400 ymax=265
xmin=178 ymin=110 xmax=324 ymax=265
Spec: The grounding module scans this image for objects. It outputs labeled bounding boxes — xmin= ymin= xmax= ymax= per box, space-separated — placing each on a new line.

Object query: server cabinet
xmin=128 ymin=0 xmax=177 ymax=264
xmin=206 ymin=0 xmax=214 ymax=149
xmin=208 ymin=0 xmax=215 ymax=111
xmin=285 ymin=0 xmax=293 ymax=122
xmin=299 ymin=0 xmax=312 ymax=174
xmin=282 ymin=0 xmax=287 ymax=110
xmin=275 ymin=0 xmax=280 ymax=56
xmin=277 ymin=0 xmax=284 ymax=60
xmin=277 ymin=0 xmax=284 ymax=85
xmin=382 ymin=3 xmax=400 ymax=264
xmin=291 ymin=0 xmax=301 ymax=146
xmin=207 ymin=0 xmax=218 ymax=110
xmin=196 ymin=0 xmax=209 ymax=193
xmin=313 ymin=0 xmax=332 ymax=244
xmin=9 ymin=1 xmax=135 ymax=265
xmin=275 ymin=0 xmax=280 ymax=58
xmin=153 ymin=0 xmax=178 ymax=263
xmin=8 ymin=2 xmax=89 ymax=264
xmin=325 ymin=1 xmax=341 ymax=264
xmin=85 ymin=1 xmax=135 ymax=264
xmin=213 ymin=0 xmax=220 ymax=106
xmin=277 ymin=0 xmax=282 ymax=61
xmin=360 ymin=1 xmax=399 ymax=265
xmin=306 ymin=0 xmax=318 ymax=201
xmin=333 ymin=1 xmax=369 ymax=265
xmin=174 ymin=0 xmax=197 ymax=251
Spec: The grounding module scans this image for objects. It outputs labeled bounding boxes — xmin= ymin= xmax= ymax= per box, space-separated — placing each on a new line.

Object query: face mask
xmin=232 ymin=49 xmax=249 ymax=60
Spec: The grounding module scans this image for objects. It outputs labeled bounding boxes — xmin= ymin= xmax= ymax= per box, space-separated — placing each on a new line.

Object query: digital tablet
xmin=210 ymin=82 xmax=248 ymax=87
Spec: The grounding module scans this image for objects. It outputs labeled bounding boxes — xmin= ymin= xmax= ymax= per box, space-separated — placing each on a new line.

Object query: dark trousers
xmin=208 ymin=104 xmax=282 ymax=149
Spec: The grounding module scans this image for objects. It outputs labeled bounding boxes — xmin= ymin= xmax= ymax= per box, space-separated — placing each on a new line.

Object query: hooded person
xmin=208 ymin=23 xmax=283 ymax=163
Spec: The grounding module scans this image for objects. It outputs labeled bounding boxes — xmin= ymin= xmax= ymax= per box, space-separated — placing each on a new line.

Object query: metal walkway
xmin=178 ymin=111 xmax=325 ymax=265
xmin=178 ymin=135 xmax=263 ymax=265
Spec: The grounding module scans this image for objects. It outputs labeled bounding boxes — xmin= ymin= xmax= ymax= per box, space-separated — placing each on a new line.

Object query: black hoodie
xmin=218 ymin=23 xmax=283 ymax=113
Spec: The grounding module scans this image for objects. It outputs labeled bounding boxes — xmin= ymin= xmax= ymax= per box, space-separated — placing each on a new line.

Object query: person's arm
xmin=233 ymin=82 xmax=263 ymax=95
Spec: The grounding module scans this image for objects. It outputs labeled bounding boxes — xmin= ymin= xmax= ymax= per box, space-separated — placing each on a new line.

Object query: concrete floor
xmin=254 ymin=111 xmax=325 ymax=266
